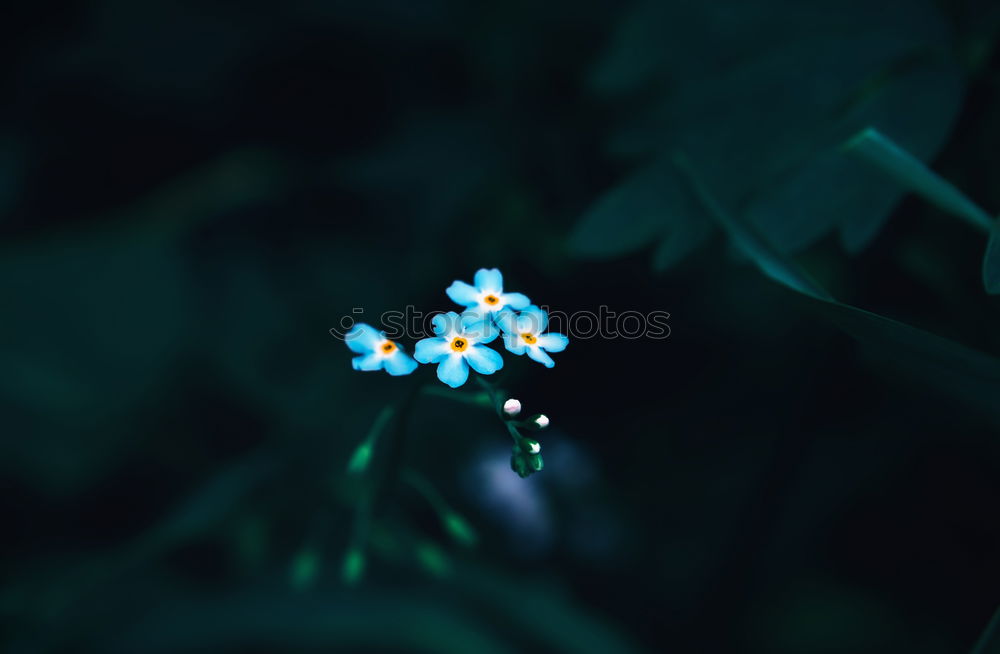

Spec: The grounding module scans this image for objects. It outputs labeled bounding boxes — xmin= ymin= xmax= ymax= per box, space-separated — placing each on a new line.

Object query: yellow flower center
xmin=483 ymin=294 xmax=499 ymax=305
xmin=451 ymin=337 xmax=468 ymax=352
xmin=521 ymin=333 xmax=537 ymax=345
xmin=381 ymin=341 xmax=397 ymax=354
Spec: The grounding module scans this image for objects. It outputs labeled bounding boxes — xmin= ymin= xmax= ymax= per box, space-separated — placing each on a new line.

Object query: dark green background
xmin=3 ymin=0 xmax=1000 ymax=652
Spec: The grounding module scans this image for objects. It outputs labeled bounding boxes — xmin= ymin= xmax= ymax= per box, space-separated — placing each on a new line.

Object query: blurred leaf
xmin=749 ymin=579 xmax=912 ymax=654
xmin=757 ymin=59 xmax=964 ymax=253
xmin=105 ymin=148 xmax=291 ymax=236
xmin=290 ymin=548 xmax=321 ymax=590
xmin=575 ymin=0 xmax=963 ymax=267
xmin=366 ymin=525 xmax=646 ymax=653
xmin=443 ymin=513 xmax=478 ymax=548
xmin=341 ymin=548 xmax=365 ymax=586
xmin=453 ymin=564 xmax=647 ymax=654
xmin=104 ymin=590 xmax=515 ymax=654
xmin=971 ymin=606 xmax=1000 ymax=654
xmin=347 ymin=406 xmax=396 ymax=474
xmin=336 ymin=115 xmax=498 ymax=236
xmin=415 ymin=541 xmax=452 ymax=578
xmin=842 ymin=127 xmax=993 ymax=232
xmin=567 ymin=161 xmax=708 ymax=263
xmin=346 ymin=441 xmax=375 ymax=475
xmin=673 ymin=153 xmax=832 ymax=301
xmin=0 ymin=231 xmax=194 ymax=492
xmin=402 ymin=470 xmax=479 ymax=548
xmin=651 ymin=204 xmax=713 ymax=272
xmin=985 ymin=222 xmax=1000 ymax=295
xmin=0 ymin=149 xmax=290 ymax=494
xmin=813 ymin=302 xmax=1000 ymax=422
xmin=677 ymin=153 xmax=1000 ymax=423
xmin=136 ymin=453 xmax=276 ymax=555
xmin=0 ymin=450 xmax=276 ymax=629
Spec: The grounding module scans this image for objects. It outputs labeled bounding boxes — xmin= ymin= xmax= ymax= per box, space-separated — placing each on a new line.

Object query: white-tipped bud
xmin=533 ymin=414 xmax=550 ymax=429
xmin=503 ymin=398 xmax=522 ymax=417
xmin=526 ymin=440 xmax=541 ymax=454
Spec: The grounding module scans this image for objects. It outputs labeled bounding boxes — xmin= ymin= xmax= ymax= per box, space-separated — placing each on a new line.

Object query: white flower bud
xmin=503 ymin=398 xmax=521 ymax=417
xmin=533 ymin=414 xmax=549 ymax=429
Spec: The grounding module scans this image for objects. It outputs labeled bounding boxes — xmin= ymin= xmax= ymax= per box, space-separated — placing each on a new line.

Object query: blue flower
xmin=496 ymin=305 xmax=568 ymax=368
xmin=414 ymin=310 xmax=504 ymax=388
xmin=446 ymin=268 xmax=531 ymax=314
xmin=345 ymin=323 xmax=418 ymax=376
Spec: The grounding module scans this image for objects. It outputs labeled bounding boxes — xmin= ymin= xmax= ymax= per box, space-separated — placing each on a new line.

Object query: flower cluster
xmin=345 ymin=268 xmax=568 ymax=388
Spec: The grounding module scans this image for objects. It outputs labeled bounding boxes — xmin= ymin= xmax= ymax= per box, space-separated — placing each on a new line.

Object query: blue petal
xmin=384 ymin=350 xmax=418 ymax=376
xmin=516 ymin=305 xmax=548 ymax=334
xmin=474 ymin=268 xmax=503 ymax=293
xmin=537 ymin=333 xmax=568 ymax=353
xmin=345 ymin=323 xmax=383 ymax=354
xmin=432 ymin=311 xmax=461 ymax=337
xmin=494 ymin=308 xmax=518 ymax=334
xmin=460 ymin=310 xmax=498 ymax=344
xmin=460 ymin=309 xmax=490 ymax=330
xmin=352 ymin=353 xmax=384 ymax=371
xmin=503 ymin=333 xmax=527 ymax=355
xmin=501 ymin=292 xmax=531 ymax=310
xmin=527 ymin=346 xmax=555 ymax=368
xmin=446 ymin=281 xmax=480 ymax=307
xmin=465 ymin=344 xmax=504 ymax=375
xmin=415 ymin=337 xmax=452 ymax=364
xmin=437 ymin=354 xmax=470 ymax=388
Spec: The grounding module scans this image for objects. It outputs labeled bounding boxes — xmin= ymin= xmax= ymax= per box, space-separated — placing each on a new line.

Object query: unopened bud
xmin=523 ymin=439 xmax=541 ymax=455
xmin=511 ymin=453 xmax=530 ymax=478
xmin=533 ymin=414 xmax=550 ymax=429
xmin=503 ymin=398 xmax=521 ymax=417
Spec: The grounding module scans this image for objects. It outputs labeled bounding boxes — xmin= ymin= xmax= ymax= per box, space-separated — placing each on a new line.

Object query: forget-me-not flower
xmin=497 ymin=305 xmax=568 ymax=368
xmin=415 ymin=310 xmax=504 ymax=388
xmin=346 ymin=323 xmax=418 ymax=376
xmin=446 ymin=268 xmax=531 ymax=314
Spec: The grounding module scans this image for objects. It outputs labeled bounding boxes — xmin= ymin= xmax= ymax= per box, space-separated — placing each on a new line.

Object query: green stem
xmin=474 ymin=376 xmax=504 ymax=417
xmin=346 ymin=405 xmax=395 ymax=474
xmin=372 ymin=380 xmax=420 ymax=513
xmin=401 ymin=469 xmax=477 ymax=547
xmin=343 ymin=379 xmax=421 ymax=584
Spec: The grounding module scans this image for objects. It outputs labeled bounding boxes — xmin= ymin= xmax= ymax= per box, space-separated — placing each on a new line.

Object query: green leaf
xmin=676 ymin=153 xmax=1000 ymax=423
xmin=971 ymin=606 xmax=1000 ymax=654
xmin=673 ymin=153 xmax=832 ymax=302
xmin=568 ymin=162 xmax=707 ymax=262
xmin=574 ymin=0 xmax=964 ymax=266
xmin=838 ymin=123 xmax=1000 ymax=295
xmin=762 ymin=59 xmax=964 ymax=253
xmin=984 ymin=221 xmax=1000 ymax=295
xmin=842 ymin=127 xmax=993 ymax=233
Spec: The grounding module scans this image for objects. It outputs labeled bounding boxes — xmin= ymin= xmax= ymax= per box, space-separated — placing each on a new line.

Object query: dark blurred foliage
xmin=2 ymin=0 xmax=1000 ymax=652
